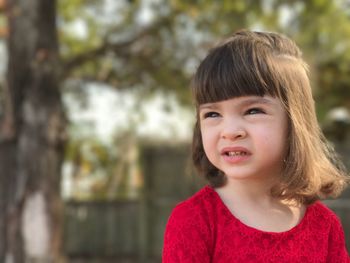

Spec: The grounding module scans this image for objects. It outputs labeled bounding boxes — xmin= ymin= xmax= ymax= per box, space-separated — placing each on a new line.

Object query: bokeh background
xmin=0 ymin=0 xmax=349 ymax=262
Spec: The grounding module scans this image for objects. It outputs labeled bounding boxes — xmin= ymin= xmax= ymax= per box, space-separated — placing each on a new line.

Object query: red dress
xmin=162 ymin=186 xmax=350 ymax=263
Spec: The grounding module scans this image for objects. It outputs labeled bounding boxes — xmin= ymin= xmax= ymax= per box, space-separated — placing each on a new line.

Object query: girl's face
xmin=199 ymin=95 xmax=288 ymax=183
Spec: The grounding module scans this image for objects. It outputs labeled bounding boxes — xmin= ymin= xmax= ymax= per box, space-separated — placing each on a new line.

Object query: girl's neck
xmin=216 ymin=177 xmax=279 ymax=206
xmin=213 ymin=178 xmax=306 ymax=232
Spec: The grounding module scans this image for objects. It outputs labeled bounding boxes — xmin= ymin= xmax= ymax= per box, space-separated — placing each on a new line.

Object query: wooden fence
xmin=63 ymin=144 xmax=350 ymax=262
xmin=64 ymin=200 xmax=141 ymax=261
xmin=64 ymin=144 xmax=200 ymax=262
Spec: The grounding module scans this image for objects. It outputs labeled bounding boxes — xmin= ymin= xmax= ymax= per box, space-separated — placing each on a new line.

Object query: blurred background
xmin=0 ymin=0 xmax=349 ymax=262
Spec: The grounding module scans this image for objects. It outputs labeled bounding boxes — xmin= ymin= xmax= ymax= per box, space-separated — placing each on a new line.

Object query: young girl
xmin=162 ymin=30 xmax=350 ymax=262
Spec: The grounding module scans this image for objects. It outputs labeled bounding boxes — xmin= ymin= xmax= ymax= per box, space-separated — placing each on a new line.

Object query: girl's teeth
xmin=228 ymin=151 xmax=246 ymax=156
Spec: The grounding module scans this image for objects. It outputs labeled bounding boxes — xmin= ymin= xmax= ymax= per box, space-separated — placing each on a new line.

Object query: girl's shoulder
xmin=309 ymin=201 xmax=339 ymax=219
xmin=166 ymin=185 xmax=219 ymax=228
xmin=307 ymin=201 xmax=344 ymax=229
xmin=311 ymin=202 xmax=350 ymax=261
xmin=170 ymin=185 xmax=216 ymax=216
xmin=163 ymin=186 xmax=217 ymax=260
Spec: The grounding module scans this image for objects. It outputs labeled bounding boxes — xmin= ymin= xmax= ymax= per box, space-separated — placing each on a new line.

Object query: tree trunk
xmin=0 ymin=0 xmax=65 ymax=262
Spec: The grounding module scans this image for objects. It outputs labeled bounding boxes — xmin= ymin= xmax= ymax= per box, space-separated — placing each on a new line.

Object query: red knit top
xmin=162 ymin=186 xmax=350 ymax=263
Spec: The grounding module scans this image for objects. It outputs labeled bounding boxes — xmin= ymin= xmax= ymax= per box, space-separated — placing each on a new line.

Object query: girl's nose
xmin=221 ymin=125 xmax=247 ymax=140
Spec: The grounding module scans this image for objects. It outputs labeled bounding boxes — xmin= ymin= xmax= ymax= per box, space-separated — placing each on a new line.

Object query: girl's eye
xmin=203 ymin=111 xmax=220 ymax=118
xmin=246 ymin=108 xmax=265 ymax=115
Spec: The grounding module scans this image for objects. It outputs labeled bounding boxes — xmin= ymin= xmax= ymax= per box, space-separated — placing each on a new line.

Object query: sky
xmin=63 ymin=83 xmax=194 ymax=144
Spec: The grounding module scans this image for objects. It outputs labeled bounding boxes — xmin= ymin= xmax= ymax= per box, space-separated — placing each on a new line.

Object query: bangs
xmin=192 ymin=38 xmax=282 ymax=105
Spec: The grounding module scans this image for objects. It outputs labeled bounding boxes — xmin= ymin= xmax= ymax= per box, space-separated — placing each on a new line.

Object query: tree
xmin=0 ymin=0 xmax=65 ymax=261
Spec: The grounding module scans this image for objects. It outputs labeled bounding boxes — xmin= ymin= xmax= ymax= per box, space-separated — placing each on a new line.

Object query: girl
xmin=162 ymin=30 xmax=350 ymax=262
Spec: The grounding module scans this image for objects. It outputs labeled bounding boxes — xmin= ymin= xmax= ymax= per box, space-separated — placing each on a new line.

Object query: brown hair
xmin=191 ymin=30 xmax=349 ymax=205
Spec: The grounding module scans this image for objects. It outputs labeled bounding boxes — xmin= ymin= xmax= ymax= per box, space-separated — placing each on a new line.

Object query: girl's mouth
xmin=221 ymin=147 xmax=251 ymax=164
xmin=221 ymin=146 xmax=251 ymax=156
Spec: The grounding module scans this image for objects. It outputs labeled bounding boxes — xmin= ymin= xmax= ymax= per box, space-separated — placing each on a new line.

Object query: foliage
xmin=275 ymin=0 xmax=350 ymax=119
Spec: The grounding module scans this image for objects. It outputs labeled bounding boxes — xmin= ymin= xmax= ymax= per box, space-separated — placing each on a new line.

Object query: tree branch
xmin=61 ymin=14 xmax=175 ymax=78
